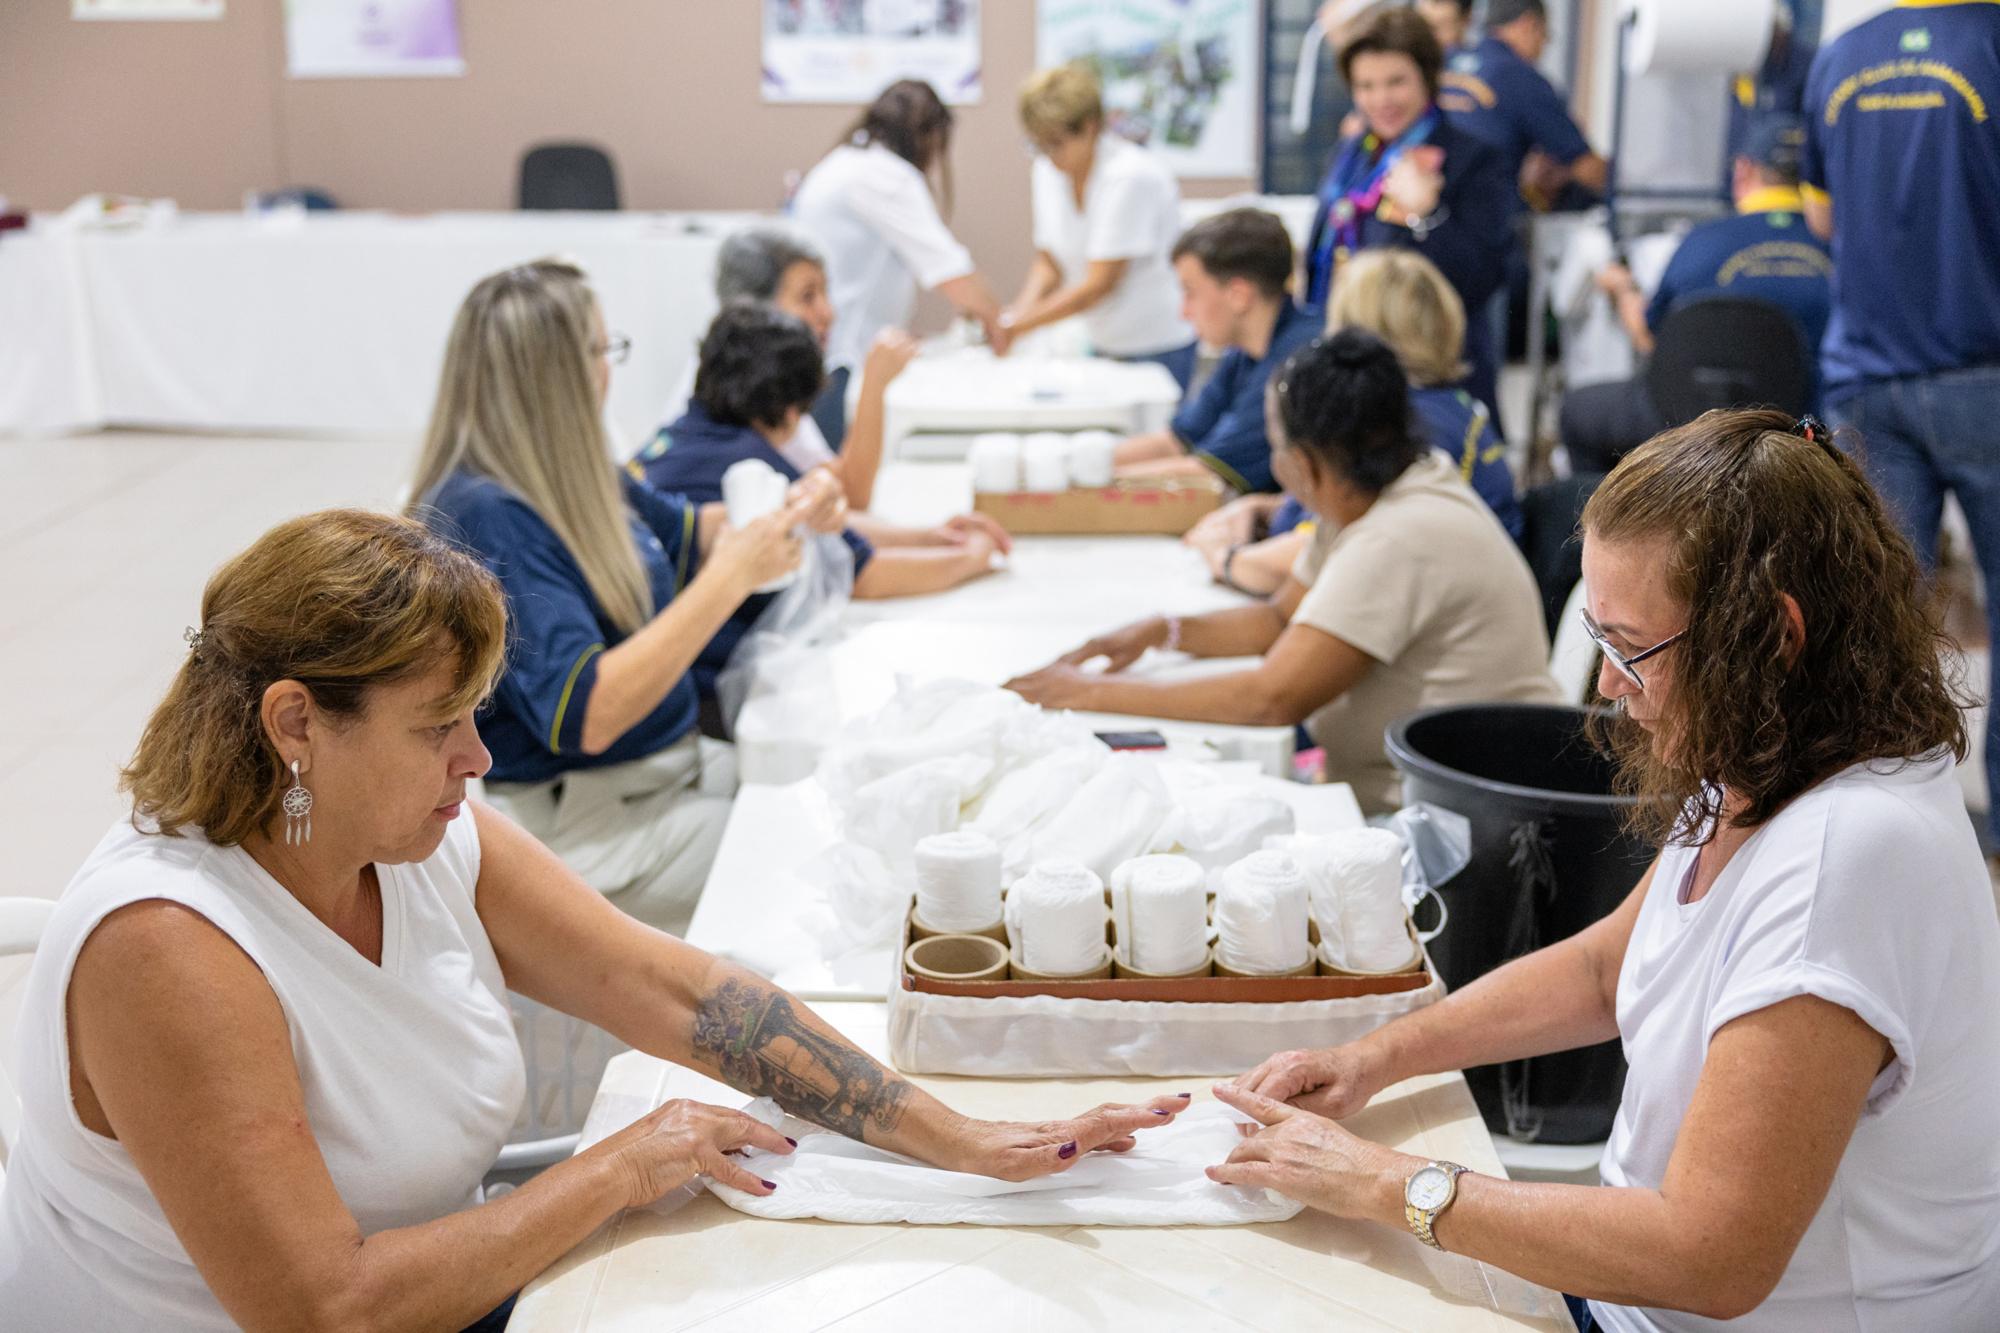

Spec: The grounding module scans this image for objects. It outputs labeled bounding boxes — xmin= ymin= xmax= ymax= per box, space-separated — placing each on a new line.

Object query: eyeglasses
xmin=594 ymin=333 xmax=632 ymax=366
xmin=1579 ymin=608 xmax=1686 ymax=692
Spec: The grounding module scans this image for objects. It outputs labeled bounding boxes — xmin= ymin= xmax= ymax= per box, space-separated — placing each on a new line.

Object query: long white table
xmin=0 ymin=209 xmax=766 ymax=443
xmin=509 ymin=1003 xmax=1571 ymax=1332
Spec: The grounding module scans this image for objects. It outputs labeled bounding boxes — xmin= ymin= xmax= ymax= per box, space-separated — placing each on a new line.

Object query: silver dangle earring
xmin=282 ymin=759 xmax=314 ymax=846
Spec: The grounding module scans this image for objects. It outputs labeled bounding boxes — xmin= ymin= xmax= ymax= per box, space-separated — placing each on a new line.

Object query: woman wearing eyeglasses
xmin=1209 ymin=410 xmax=2000 ymax=1330
xmin=1006 ymin=328 xmax=1559 ymax=814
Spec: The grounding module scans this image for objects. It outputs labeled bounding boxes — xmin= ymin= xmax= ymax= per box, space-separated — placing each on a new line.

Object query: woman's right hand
xmin=1229 ymin=1041 xmax=1392 ymax=1121
xmin=708 ymin=509 xmax=804 ymax=596
xmin=591 ymin=1097 xmax=796 ymax=1208
xmin=1056 ymin=616 xmax=1170 ymax=673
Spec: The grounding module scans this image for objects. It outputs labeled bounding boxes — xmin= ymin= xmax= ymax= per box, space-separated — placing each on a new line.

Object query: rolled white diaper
xmin=720 ymin=457 xmax=796 ymax=592
xmin=1021 ymin=432 xmax=1073 ymax=493
xmin=1066 ymin=430 xmax=1118 ymax=488
xmin=1005 ymin=859 xmax=1108 ymax=976
xmin=969 ymin=432 xmax=1023 ymax=493
xmin=1213 ymin=850 xmax=1311 ymax=975
xmin=914 ymin=829 xmax=1003 ymax=932
xmin=1276 ymin=829 xmax=1414 ymax=973
xmin=1109 ymin=854 xmax=1209 ymax=975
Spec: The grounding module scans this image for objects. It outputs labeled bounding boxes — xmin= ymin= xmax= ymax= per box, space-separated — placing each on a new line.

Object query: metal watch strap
xmin=1406 ymin=1162 xmax=1468 ymax=1250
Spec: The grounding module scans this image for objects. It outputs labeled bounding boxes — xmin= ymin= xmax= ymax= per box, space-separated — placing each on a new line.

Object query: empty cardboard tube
xmin=906 ymin=933 xmax=1010 ymax=983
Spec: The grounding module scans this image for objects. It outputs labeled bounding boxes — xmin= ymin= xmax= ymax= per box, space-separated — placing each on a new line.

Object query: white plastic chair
xmin=0 ymin=897 xmax=57 ymax=1183
xmin=1547 ymin=580 xmax=1599 ymax=705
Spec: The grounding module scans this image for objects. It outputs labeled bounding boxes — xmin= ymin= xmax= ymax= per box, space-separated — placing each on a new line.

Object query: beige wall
xmin=0 ymin=1 xmax=1254 ymax=312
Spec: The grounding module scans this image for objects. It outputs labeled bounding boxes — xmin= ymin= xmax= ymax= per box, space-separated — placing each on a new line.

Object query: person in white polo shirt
xmin=1003 ymin=62 xmax=1198 ymax=389
xmin=790 ymin=78 xmax=1010 ymax=373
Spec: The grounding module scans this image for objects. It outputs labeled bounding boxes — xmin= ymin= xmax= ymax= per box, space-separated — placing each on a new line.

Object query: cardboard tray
xmin=973 ymin=475 xmax=1226 ymax=536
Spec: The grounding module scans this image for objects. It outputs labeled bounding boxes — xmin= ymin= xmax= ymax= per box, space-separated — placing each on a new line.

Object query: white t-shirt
xmin=791 ymin=141 xmax=974 ymax=373
xmin=0 ymin=814 xmax=526 ymax=1329
xmin=1593 ymin=754 xmax=2000 ymax=1332
xmin=654 ymin=361 xmax=836 ymax=473
xmin=1030 ymin=134 xmax=1193 ymax=358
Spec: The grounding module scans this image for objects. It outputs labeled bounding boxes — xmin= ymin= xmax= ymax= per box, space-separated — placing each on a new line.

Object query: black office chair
xmin=1518 ymin=472 xmax=1605 ymax=638
xmin=1644 ymin=295 xmax=1812 ymax=427
xmin=517 ymin=143 xmax=621 ymax=211
xmin=248 ymin=187 xmax=339 ymax=210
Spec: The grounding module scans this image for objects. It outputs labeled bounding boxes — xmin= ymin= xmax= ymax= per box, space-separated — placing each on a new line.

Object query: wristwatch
xmin=1404 ymin=1160 xmax=1469 ymax=1249
xmin=1407 ymin=204 xmax=1451 ymax=240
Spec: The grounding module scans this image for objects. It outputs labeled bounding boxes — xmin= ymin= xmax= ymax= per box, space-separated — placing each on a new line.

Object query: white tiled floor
xmin=0 ymin=429 xmax=419 ymax=900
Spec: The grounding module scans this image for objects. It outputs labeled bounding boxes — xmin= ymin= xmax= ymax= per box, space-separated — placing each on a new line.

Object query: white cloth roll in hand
xmin=1021 ymin=432 xmax=1073 ymax=493
xmin=969 ymin=432 xmax=1023 ymax=493
xmin=1109 ymin=854 xmax=1209 ymax=975
xmin=1214 ymin=849 xmax=1312 ymax=975
xmin=1004 ymin=859 xmax=1108 ymax=976
xmin=720 ymin=457 xmax=795 ymax=591
xmin=1275 ymin=829 xmax=1414 ymax=973
xmin=914 ymin=829 xmax=1003 ymax=932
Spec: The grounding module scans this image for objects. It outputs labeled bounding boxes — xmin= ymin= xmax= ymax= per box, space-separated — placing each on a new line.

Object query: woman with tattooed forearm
xmin=0 ymin=512 xmax=1186 ymax=1333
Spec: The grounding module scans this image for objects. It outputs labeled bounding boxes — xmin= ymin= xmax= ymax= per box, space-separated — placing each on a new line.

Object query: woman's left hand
xmin=934 ymin=511 xmax=1013 ymax=555
xmin=1204 ymin=1084 xmax=1408 ymax=1221
xmin=787 ymin=468 xmax=848 ymax=534
xmin=1003 ymin=661 xmax=1099 ymax=710
xmin=945 ymin=1093 xmax=1194 ymax=1182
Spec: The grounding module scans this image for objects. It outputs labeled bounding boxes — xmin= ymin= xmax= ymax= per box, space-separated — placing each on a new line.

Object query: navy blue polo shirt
xmin=421 ymin=470 xmax=701 ymax=785
xmin=1438 ymin=36 xmax=1593 ymax=180
xmin=634 ymin=402 xmax=875 ymax=697
xmin=1802 ymin=1 xmax=2000 ymax=390
xmin=1170 ymin=300 xmax=1323 ymax=494
xmin=1645 ymin=189 xmax=1834 ymax=403
xmin=1411 ymin=386 xmax=1522 ymax=541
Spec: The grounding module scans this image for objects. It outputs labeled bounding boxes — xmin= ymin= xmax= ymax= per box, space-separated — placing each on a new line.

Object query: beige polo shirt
xmin=1290 ymin=452 xmax=1562 ymax=813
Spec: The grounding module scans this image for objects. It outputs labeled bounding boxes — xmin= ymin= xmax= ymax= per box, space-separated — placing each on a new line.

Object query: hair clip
xmin=183 ymin=625 xmax=206 ymax=656
xmin=1796 ymin=414 xmax=1828 ymax=444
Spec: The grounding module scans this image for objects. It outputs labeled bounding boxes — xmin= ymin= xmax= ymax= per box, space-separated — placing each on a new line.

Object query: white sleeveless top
xmin=0 ymin=812 xmax=526 ymax=1329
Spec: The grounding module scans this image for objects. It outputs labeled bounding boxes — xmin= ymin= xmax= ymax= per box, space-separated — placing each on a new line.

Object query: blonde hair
xmin=1326 ymin=249 xmax=1467 ymax=387
xmin=122 ymin=510 xmax=507 ymax=846
xmin=408 ymin=258 xmax=653 ymax=634
xmin=1019 ymin=62 xmax=1104 ymax=143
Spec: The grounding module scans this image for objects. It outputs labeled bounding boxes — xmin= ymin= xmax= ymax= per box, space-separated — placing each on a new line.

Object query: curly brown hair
xmin=1339 ymin=8 xmax=1445 ymax=99
xmin=1581 ymin=408 xmax=1970 ymax=846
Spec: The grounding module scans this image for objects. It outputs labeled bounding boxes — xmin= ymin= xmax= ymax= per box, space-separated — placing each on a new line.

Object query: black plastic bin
xmin=1386 ymin=703 xmax=1655 ymax=1144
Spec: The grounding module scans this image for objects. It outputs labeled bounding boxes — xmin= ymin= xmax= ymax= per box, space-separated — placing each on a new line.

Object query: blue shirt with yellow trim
xmin=1170 ymin=300 xmax=1322 ymax=494
xmin=422 ymin=469 xmax=701 ymax=785
xmin=635 ymin=402 xmax=875 ymax=700
xmin=1802 ymin=0 xmax=2000 ymax=388
xmin=1645 ymin=189 xmax=1834 ymax=405
xmin=1410 ymin=385 xmax=1523 ymax=542
xmin=1438 ymin=36 xmax=1593 ymax=182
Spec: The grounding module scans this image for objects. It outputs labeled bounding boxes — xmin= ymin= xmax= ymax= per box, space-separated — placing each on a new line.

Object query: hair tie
xmin=1796 ymin=414 xmax=1828 ymax=444
xmin=183 ymin=625 xmax=207 ymax=659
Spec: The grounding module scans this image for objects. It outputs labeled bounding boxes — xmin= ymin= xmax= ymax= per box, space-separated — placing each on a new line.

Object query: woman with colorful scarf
xmin=1305 ymin=8 xmax=1514 ymax=424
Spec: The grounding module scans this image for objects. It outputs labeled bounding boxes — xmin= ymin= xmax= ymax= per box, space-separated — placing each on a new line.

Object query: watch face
xmin=1409 ymin=1165 xmax=1452 ymax=1211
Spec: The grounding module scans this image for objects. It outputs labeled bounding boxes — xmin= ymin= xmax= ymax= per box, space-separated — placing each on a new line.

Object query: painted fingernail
xmin=762 ymin=1180 xmax=778 ymax=1190
xmin=1178 ymin=1092 xmax=1193 ymax=1099
xmin=1057 ymin=1141 xmax=1078 ymax=1159
xmin=1153 ymin=1109 xmax=1171 ymax=1116
xmin=784 ymin=1137 xmax=798 ymax=1147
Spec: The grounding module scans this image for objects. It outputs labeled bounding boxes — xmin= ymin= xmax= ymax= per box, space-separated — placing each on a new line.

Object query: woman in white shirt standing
xmin=1005 ymin=62 xmax=1198 ymax=389
xmin=1209 ymin=410 xmax=2000 ymax=1330
xmin=790 ymin=78 xmax=1009 ymax=373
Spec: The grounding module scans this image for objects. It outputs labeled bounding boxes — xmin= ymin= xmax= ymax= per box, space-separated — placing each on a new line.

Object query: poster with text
xmin=74 ymin=0 xmax=223 ymax=17
xmin=1037 ymin=0 xmax=1260 ymax=178
xmin=286 ymin=0 xmax=464 ymax=79
xmin=763 ymin=0 xmax=982 ymax=105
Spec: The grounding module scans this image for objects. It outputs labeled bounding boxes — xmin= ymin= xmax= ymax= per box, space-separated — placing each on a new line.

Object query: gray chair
xmin=518 ymin=143 xmax=621 ymax=211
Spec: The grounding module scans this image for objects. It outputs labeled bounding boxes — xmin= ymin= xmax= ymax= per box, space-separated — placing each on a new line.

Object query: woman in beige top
xmin=1007 ymin=329 xmax=1558 ymax=811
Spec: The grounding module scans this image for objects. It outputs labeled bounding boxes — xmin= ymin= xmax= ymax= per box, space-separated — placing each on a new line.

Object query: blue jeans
xmin=1828 ymin=364 xmax=2000 ymax=843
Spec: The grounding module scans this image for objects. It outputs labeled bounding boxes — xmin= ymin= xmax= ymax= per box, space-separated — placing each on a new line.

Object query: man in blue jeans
xmin=1802 ymin=0 xmax=2000 ymax=848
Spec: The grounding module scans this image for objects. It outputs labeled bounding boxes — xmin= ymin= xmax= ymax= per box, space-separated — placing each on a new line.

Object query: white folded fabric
xmin=1165 ymin=789 xmax=1298 ymax=892
xmin=710 ymin=1098 xmax=1304 ymax=1227
xmin=1110 ymin=854 xmax=1210 ymax=975
xmin=1214 ymin=849 xmax=1312 ymax=974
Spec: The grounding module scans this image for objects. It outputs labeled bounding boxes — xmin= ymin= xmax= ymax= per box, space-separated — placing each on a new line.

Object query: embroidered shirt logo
xmin=1901 ymin=28 xmax=1932 ymax=54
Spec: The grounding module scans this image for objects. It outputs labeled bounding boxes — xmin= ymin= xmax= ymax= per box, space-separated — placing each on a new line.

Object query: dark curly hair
xmin=1339 ymin=7 xmax=1445 ymax=99
xmin=1269 ymin=328 xmax=1427 ymax=494
xmin=691 ymin=301 xmax=826 ymax=430
xmin=1582 ymin=408 xmax=1970 ymax=846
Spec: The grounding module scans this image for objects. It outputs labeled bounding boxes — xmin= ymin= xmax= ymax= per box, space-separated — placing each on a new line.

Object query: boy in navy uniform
xmin=1801 ymin=0 xmax=2000 ymax=851
xmin=1563 ymin=115 xmax=1832 ymax=472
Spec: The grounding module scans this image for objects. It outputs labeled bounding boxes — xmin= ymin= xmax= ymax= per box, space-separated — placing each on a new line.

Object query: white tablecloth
xmin=0 ymin=210 xmax=768 ymax=444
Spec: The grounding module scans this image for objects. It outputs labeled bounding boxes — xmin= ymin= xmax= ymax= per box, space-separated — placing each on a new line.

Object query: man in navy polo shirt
xmin=1801 ymin=0 xmax=2000 ymax=849
xmin=1438 ymin=0 xmax=1608 ymax=205
xmin=1113 ymin=208 xmax=1322 ymax=494
xmin=1562 ymin=115 xmax=1832 ymax=472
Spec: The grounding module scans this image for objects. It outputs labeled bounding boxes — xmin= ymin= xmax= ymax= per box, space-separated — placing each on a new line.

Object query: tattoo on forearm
xmin=691 ymin=978 xmax=913 ymax=1140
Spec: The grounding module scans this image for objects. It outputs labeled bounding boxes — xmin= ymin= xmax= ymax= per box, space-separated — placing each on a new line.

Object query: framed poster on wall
xmin=1037 ymin=0 xmax=1262 ymax=178
xmin=763 ymin=0 xmax=983 ymax=105
xmin=285 ymin=0 xmax=465 ymax=78
xmin=74 ymin=0 xmax=223 ymax=17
